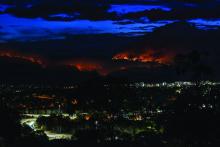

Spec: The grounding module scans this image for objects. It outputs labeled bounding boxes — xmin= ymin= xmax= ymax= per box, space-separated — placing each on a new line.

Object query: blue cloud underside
xmin=0 ymin=14 xmax=175 ymax=41
xmin=188 ymin=19 xmax=220 ymax=30
xmin=108 ymin=4 xmax=171 ymax=14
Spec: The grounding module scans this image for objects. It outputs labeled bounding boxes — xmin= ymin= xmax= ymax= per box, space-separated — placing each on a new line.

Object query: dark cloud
xmin=123 ymin=4 xmax=220 ymax=21
xmin=1 ymin=0 xmax=118 ymax=20
xmin=1 ymin=0 xmax=220 ymax=22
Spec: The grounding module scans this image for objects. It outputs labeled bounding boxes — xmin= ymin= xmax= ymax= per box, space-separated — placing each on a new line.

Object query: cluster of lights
xmin=131 ymin=81 xmax=220 ymax=88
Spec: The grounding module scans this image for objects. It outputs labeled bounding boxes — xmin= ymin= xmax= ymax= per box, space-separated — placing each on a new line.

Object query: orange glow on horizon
xmin=0 ymin=50 xmax=46 ymax=67
xmin=65 ymin=59 xmax=108 ymax=75
xmin=112 ymin=49 xmax=174 ymax=64
xmin=73 ymin=63 xmax=101 ymax=71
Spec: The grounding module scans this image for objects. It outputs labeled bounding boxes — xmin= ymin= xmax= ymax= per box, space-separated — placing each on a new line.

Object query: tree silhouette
xmin=0 ymin=102 xmax=21 ymax=143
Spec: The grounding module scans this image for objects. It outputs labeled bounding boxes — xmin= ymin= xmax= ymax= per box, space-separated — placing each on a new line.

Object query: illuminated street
xmin=21 ymin=114 xmax=75 ymax=140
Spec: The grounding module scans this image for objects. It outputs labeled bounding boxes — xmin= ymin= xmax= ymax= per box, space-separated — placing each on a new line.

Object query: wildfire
xmin=66 ymin=59 xmax=108 ymax=75
xmin=71 ymin=63 xmax=102 ymax=72
xmin=112 ymin=49 xmax=173 ymax=64
xmin=71 ymin=99 xmax=78 ymax=105
xmin=0 ymin=50 xmax=45 ymax=66
xmin=34 ymin=95 xmax=53 ymax=100
xmin=84 ymin=114 xmax=92 ymax=121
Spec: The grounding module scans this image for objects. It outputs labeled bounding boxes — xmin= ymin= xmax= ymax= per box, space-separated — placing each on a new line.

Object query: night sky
xmin=0 ymin=0 xmax=220 ymax=83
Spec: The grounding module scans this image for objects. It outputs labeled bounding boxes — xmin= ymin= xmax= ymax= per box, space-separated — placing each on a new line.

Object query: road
xmin=20 ymin=113 xmax=74 ymax=140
